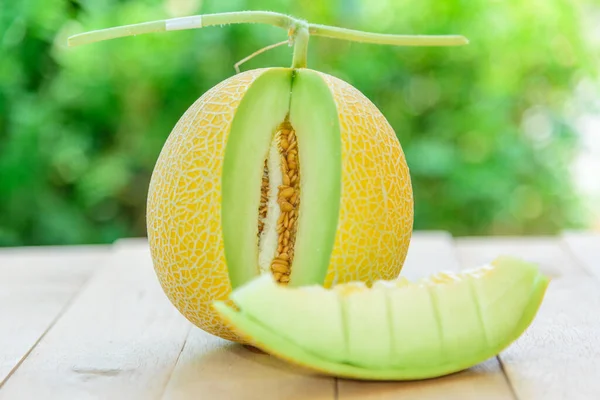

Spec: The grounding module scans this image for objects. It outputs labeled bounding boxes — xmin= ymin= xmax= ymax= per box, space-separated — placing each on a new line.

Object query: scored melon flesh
xmin=425 ymin=273 xmax=486 ymax=363
xmin=229 ymin=274 xmax=347 ymax=362
xmin=386 ymin=282 xmax=444 ymax=368
xmin=214 ymin=256 xmax=550 ymax=380
xmin=470 ymin=255 xmax=541 ymax=347
xmin=336 ymin=282 xmax=393 ymax=369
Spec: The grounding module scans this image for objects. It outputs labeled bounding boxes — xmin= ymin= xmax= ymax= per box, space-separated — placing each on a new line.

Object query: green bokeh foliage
xmin=0 ymin=0 xmax=597 ymax=246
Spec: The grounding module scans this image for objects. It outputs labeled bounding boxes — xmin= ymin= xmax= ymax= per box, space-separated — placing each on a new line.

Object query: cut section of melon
xmin=335 ymin=282 xmax=392 ymax=369
xmin=221 ymin=69 xmax=342 ymax=289
xmin=288 ymin=70 xmax=342 ymax=287
xmin=229 ymin=274 xmax=347 ymax=362
xmin=213 ymin=256 xmax=550 ymax=380
xmin=221 ymin=68 xmax=292 ymax=288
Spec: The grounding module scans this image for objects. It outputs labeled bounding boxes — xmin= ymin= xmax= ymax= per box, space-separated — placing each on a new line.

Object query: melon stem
xmin=291 ymin=22 xmax=310 ymax=69
xmin=67 ymin=11 xmax=469 ymax=64
xmin=309 ymin=24 xmax=468 ymax=47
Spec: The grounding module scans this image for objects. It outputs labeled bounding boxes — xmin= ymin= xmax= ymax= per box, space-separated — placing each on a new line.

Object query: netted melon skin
xmin=147 ymin=69 xmax=266 ymax=341
xmin=316 ymin=71 xmax=413 ymax=287
xmin=147 ymin=68 xmax=413 ymax=341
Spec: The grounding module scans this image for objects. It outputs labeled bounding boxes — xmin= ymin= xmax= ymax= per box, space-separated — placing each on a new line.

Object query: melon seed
xmin=257 ymin=161 xmax=270 ymax=239
xmin=272 ymin=264 xmax=288 ymax=274
xmin=280 ymin=187 xmax=295 ymax=198
xmin=280 ymin=201 xmax=294 ymax=212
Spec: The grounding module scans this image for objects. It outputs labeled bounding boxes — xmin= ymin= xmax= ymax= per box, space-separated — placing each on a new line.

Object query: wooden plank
xmin=455 ymin=236 xmax=582 ymax=278
xmin=456 ymin=236 xmax=600 ymax=399
xmin=400 ymin=231 xmax=461 ymax=281
xmin=562 ymin=231 xmax=600 ymax=279
xmin=338 ymin=233 xmax=514 ymax=400
xmin=0 ymin=245 xmax=108 ymax=386
xmin=0 ymin=240 xmax=192 ymax=399
xmin=162 ymin=330 xmax=335 ymax=400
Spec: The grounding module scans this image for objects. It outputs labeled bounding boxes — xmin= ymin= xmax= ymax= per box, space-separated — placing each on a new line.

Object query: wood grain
xmin=162 ymin=329 xmax=335 ymax=400
xmin=562 ymin=231 xmax=600 ymax=278
xmin=0 ymin=245 xmax=108 ymax=386
xmin=0 ymin=240 xmax=192 ymax=399
xmin=456 ymin=236 xmax=600 ymax=399
xmin=338 ymin=232 xmax=515 ymax=400
xmin=3 ymin=233 xmax=598 ymax=399
xmin=400 ymin=231 xmax=461 ymax=281
xmin=455 ymin=236 xmax=582 ymax=278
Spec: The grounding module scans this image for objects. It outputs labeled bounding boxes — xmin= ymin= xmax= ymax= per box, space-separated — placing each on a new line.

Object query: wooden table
xmin=1 ymin=231 xmax=599 ymax=399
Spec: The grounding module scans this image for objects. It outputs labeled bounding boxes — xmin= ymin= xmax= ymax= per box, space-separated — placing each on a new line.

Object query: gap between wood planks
xmin=2 ymin=232 xmax=598 ymax=399
xmin=456 ymin=233 xmax=600 ymax=400
xmin=561 ymin=231 xmax=600 ymax=280
xmin=0 ymin=245 xmax=109 ymax=388
xmin=0 ymin=240 xmax=193 ymax=400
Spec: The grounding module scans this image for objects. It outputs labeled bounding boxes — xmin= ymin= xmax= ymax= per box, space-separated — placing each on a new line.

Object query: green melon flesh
xmin=227 ymin=275 xmax=347 ymax=362
xmin=342 ymin=283 xmax=392 ymax=368
xmin=287 ymin=70 xmax=342 ymax=287
xmin=221 ymin=68 xmax=342 ymax=289
xmin=213 ymin=256 xmax=550 ymax=380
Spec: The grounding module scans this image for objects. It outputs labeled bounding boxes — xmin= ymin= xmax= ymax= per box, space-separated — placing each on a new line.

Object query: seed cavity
xmin=257 ymin=161 xmax=269 ymax=237
xmin=256 ymin=122 xmax=300 ymax=285
xmin=272 ymin=124 xmax=300 ymax=283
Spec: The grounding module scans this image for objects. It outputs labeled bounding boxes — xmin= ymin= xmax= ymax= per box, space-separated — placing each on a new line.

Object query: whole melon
xmin=147 ymin=67 xmax=413 ymax=341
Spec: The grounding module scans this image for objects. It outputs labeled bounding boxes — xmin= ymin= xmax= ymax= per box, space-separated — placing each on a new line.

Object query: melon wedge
xmin=213 ymin=256 xmax=550 ymax=380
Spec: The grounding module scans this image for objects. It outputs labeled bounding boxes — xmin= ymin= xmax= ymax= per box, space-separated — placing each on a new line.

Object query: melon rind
xmin=214 ymin=256 xmax=550 ymax=380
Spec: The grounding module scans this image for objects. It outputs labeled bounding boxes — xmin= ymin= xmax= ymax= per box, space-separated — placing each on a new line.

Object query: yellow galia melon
xmin=68 ymin=11 xmax=467 ymax=341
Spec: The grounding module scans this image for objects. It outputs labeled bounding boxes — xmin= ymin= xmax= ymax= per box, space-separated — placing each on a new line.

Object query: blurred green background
xmin=1 ymin=0 xmax=599 ymax=246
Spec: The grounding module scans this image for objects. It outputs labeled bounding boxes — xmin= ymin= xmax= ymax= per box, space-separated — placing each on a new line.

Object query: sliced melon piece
xmin=229 ymin=274 xmax=347 ymax=362
xmin=469 ymin=256 xmax=540 ymax=347
xmin=386 ymin=281 xmax=444 ymax=368
xmin=426 ymin=275 xmax=486 ymax=363
xmin=213 ymin=256 xmax=550 ymax=380
xmin=334 ymin=282 xmax=393 ymax=368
